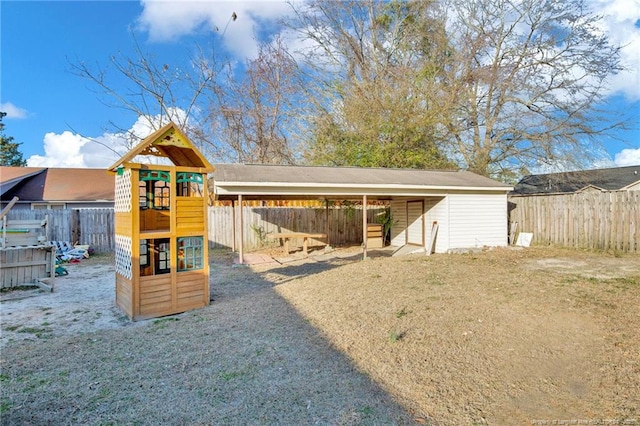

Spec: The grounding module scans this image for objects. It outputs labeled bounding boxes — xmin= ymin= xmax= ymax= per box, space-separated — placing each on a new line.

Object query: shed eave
xmin=214 ymin=185 xmax=513 ymax=199
xmin=214 ymin=182 xmax=513 ymax=193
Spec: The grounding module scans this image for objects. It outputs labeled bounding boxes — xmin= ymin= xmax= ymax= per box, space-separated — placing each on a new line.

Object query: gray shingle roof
xmin=513 ymin=165 xmax=640 ymax=195
xmin=213 ymin=164 xmax=510 ymax=188
xmin=211 ymin=164 xmax=512 ymax=201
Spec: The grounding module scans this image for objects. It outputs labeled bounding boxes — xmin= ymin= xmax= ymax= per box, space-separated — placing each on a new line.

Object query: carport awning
xmin=209 ymin=164 xmax=513 ymax=264
xmin=211 ymin=164 xmax=513 ymax=200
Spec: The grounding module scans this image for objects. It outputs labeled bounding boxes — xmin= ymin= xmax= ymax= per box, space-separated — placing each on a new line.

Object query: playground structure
xmin=108 ymin=122 xmax=215 ymax=321
xmin=0 ymin=196 xmax=55 ymax=291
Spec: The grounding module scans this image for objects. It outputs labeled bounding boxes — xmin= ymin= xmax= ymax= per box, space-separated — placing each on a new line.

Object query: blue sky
xmin=1 ymin=0 xmax=639 ymax=169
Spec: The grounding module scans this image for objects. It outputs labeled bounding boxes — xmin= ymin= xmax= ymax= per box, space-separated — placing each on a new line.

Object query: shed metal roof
xmin=212 ymin=164 xmax=512 ymax=200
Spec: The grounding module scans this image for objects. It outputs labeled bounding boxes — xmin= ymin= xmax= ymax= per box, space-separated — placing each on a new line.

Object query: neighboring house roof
xmin=0 ymin=167 xmax=46 ymax=197
xmin=513 ymin=165 xmax=640 ymax=195
xmin=0 ymin=167 xmax=114 ymax=203
xmin=212 ymin=164 xmax=513 ymax=200
xmin=108 ymin=121 xmax=215 ymax=173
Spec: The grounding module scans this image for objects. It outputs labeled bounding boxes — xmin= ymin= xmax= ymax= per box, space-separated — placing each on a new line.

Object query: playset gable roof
xmin=108 ymin=122 xmax=214 ymax=172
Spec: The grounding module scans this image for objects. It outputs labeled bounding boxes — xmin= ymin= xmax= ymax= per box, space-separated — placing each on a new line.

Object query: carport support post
xmin=238 ymin=194 xmax=244 ymax=264
xmin=362 ymin=195 xmax=367 ymax=259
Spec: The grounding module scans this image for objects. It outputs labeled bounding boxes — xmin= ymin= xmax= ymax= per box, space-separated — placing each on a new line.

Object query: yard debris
xmin=515 ymin=232 xmax=533 ymax=247
xmin=49 ymin=241 xmax=93 ymax=262
xmin=55 ymin=261 xmax=68 ymax=277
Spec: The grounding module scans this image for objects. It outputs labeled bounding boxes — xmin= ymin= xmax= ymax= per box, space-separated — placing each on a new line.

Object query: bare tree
xmin=71 ymin=34 xmax=217 ymax=154
xmin=440 ymin=0 xmax=625 ymax=178
xmin=71 ymin=24 xmax=306 ymax=165
xmin=208 ymin=36 xmax=304 ymax=164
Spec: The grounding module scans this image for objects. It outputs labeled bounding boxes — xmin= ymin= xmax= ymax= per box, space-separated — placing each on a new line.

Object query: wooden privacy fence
xmin=509 ymin=191 xmax=639 ymax=253
xmin=71 ymin=209 xmax=114 ymax=253
xmin=4 ymin=206 xmax=386 ymax=254
xmin=5 ymin=209 xmax=114 ymax=253
xmin=208 ymin=206 xmax=387 ymax=250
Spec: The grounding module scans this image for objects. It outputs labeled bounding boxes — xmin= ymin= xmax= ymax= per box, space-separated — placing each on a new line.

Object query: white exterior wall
xmin=446 ymin=193 xmax=508 ymax=249
xmin=391 ymin=197 xmax=448 ymax=252
xmin=424 ymin=197 xmax=448 ymax=253
xmin=390 ymin=193 xmax=507 ymax=252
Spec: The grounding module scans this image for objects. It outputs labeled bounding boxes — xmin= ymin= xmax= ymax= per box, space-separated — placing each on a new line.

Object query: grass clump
xmin=389 ymin=330 xmax=405 ymax=343
xmin=395 ymin=307 xmax=410 ymax=318
xmin=17 ymin=327 xmax=51 ymax=337
xmin=151 ymin=317 xmax=180 ymax=330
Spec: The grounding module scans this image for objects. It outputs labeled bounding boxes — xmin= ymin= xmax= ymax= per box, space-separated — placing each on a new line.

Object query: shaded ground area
xmin=1 ymin=246 xmax=639 ymax=425
xmin=0 ymin=250 xmax=415 ymax=425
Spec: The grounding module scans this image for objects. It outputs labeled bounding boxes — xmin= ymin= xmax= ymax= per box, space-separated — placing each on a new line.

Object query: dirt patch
xmin=1 ymin=255 xmax=137 ymax=346
xmin=1 ymin=246 xmax=639 ymax=425
xmin=528 ymin=254 xmax=640 ymax=279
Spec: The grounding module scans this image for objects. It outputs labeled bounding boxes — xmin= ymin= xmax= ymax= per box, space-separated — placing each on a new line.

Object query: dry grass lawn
xmin=1 ymin=246 xmax=639 ymax=425
xmin=266 ymin=246 xmax=640 ymax=425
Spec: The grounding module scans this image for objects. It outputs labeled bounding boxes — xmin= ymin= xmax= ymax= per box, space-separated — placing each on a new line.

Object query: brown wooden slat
xmin=508 ymin=191 xmax=639 ymax=253
xmin=1 ymin=247 xmax=54 ymax=288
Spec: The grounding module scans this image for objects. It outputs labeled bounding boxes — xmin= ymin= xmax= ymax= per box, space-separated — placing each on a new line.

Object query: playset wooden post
xmin=108 ymin=122 xmax=214 ymax=321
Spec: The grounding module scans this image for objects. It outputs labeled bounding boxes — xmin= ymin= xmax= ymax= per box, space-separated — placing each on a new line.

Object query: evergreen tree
xmin=0 ymin=112 xmax=27 ymax=166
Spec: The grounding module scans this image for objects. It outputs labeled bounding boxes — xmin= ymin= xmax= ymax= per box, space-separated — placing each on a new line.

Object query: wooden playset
xmin=0 ymin=197 xmax=55 ymax=291
xmin=108 ymin=122 xmax=214 ymax=320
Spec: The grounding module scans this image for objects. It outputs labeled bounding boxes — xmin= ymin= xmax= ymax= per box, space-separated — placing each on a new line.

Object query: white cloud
xmin=614 ymin=147 xmax=640 ymax=165
xmin=128 ymin=108 xmax=187 ymax=141
xmin=26 ymin=111 xmax=189 ymax=168
xmin=26 ymin=131 xmax=125 ymax=168
xmin=590 ymin=0 xmax=640 ymax=100
xmin=138 ymin=0 xmax=292 ymax=59
xmin=0 ymin=102 xmax=28 ymax=119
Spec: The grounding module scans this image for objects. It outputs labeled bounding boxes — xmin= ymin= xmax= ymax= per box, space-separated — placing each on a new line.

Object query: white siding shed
xmin=390 ymin=192 xmax=508 ymax=254
xmin=212 ymin=164 xmax=513 ymax=260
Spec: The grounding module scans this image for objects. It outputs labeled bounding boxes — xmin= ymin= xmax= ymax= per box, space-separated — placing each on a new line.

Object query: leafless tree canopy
xmin=72 ymin=0 xmax=625 ymax=179
xmin=71 ymin=35 xmax=215 ymax=153
xmin=439 ymin=0 xmax=624 ymax=178
xmin=208 ymin=36 xmax=304 ymax=164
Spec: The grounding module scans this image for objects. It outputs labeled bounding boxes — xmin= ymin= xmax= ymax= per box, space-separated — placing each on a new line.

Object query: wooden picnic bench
xmin=267 ymin=232 xmax=327 ymax=256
